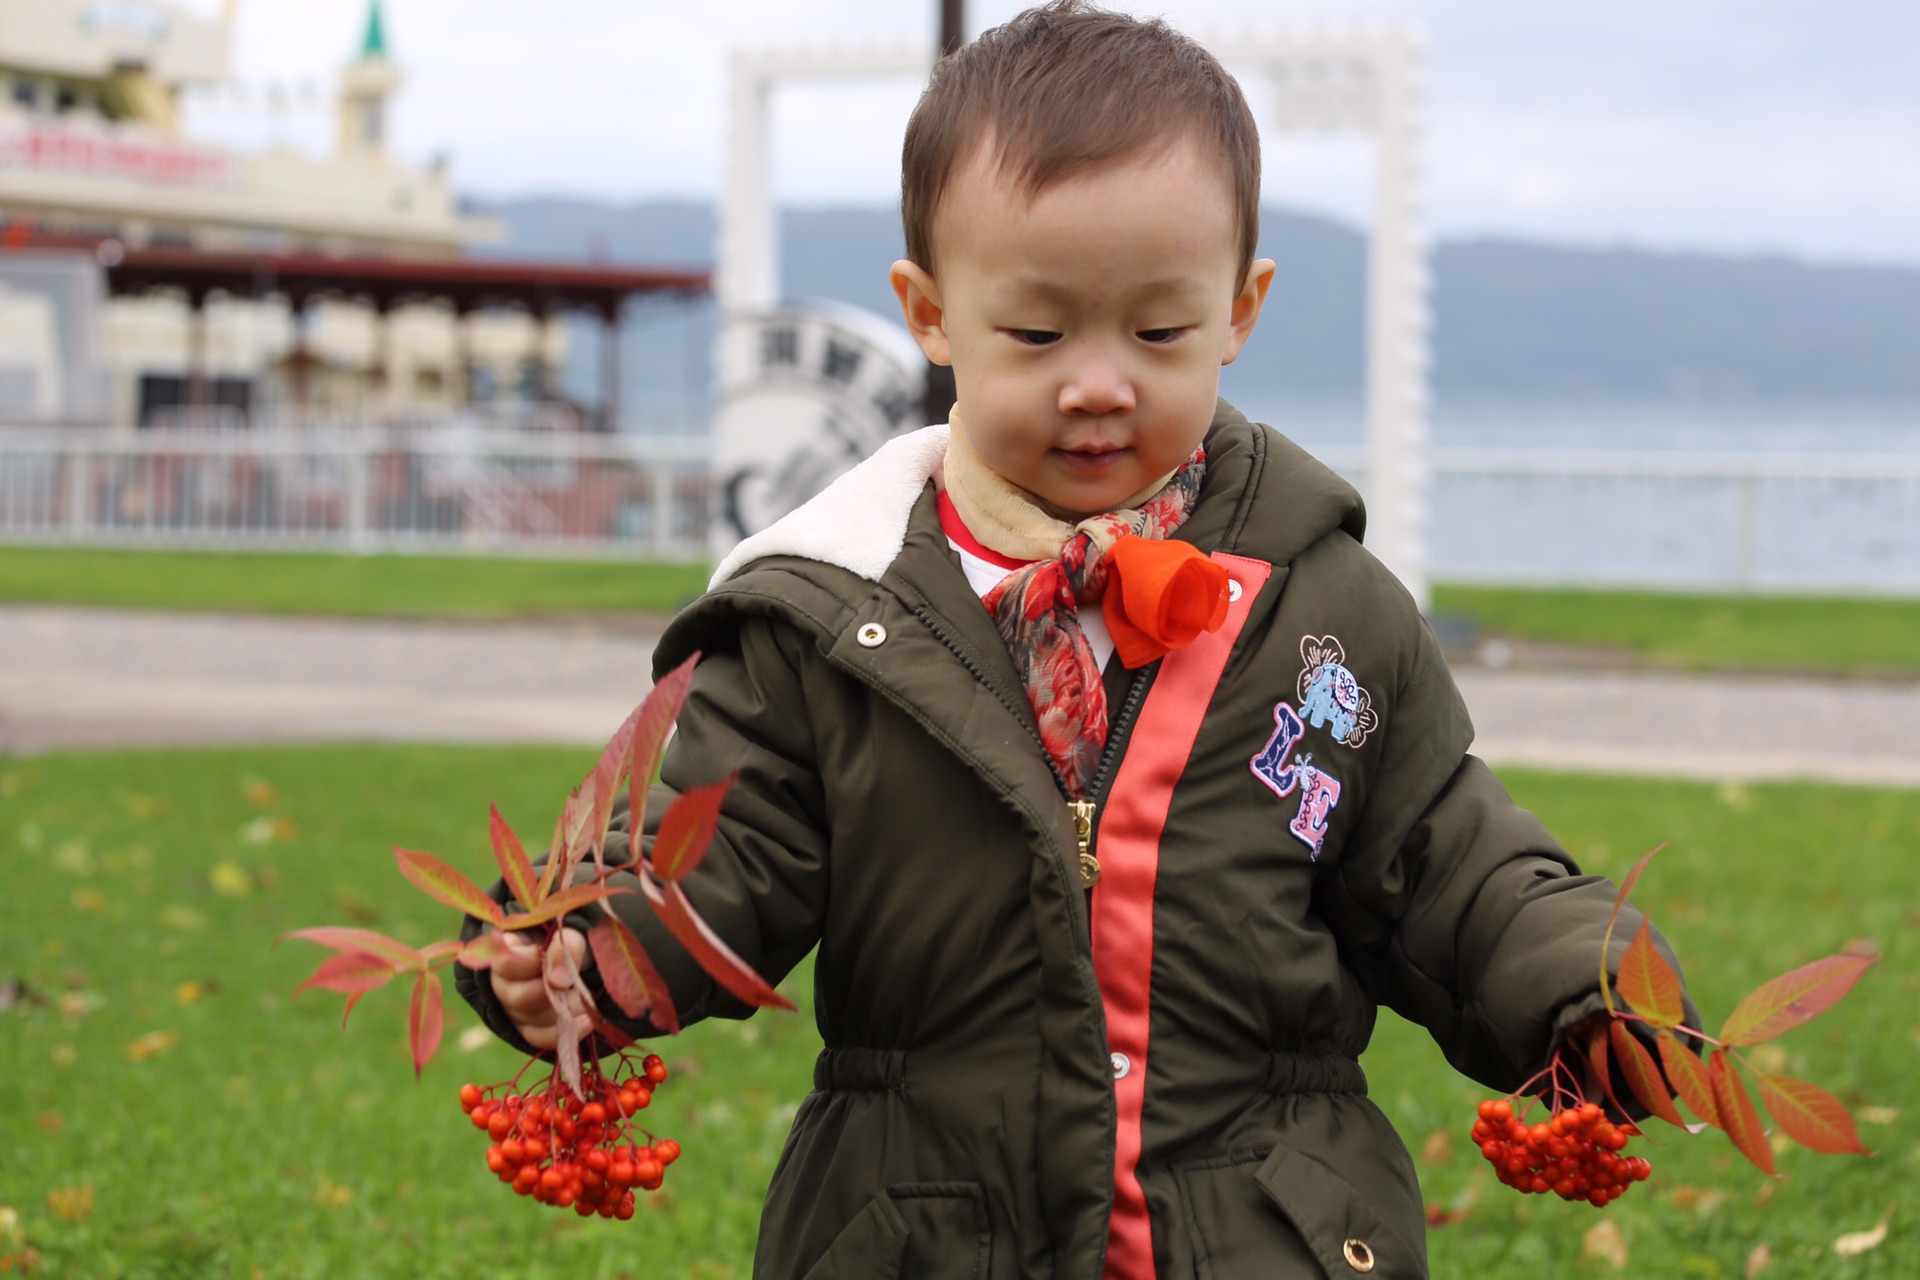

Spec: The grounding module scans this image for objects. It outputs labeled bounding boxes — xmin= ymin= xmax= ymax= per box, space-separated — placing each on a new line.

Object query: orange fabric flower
xmin=1101 ymin=535 xmax=1231 ymax=669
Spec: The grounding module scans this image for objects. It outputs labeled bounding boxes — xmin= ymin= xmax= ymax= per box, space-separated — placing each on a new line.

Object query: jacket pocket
xmin=799 ymin=1182 xmax=991 ymax=1280
xmin=1173 ymin=1145 xmax=1423 ymax=1280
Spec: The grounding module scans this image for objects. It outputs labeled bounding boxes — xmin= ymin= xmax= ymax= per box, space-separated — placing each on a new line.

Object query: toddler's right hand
xmin=489 ymin=927 xmax=591 ymax=1051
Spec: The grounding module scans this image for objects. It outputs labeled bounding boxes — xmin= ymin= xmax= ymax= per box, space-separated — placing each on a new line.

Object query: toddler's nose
xmin=1059 ymin=359 xmax=1137 ymax=416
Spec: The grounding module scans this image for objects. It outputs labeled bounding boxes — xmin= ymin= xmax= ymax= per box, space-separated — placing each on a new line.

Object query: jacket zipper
xmin=911 ymin=603 xmax=1153 ymax=892
xmin=1075 ymin=667 xmax=1153 ymax=888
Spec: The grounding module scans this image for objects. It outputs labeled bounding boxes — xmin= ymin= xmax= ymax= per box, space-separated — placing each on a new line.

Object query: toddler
xmin=462 ymin=4 xmax=1683 ymax=1276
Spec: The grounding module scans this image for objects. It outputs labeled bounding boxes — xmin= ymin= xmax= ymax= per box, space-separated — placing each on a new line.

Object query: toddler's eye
xmin=1007 ymin=329 xmax=1061 ymax=346
xmin=1137 ymin=328 xmax=1185 ymax=344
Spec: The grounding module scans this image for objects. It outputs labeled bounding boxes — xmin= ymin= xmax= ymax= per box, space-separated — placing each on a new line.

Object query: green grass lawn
xmin=0 ymin=546 xmax=710 ymax=621
xmin=4 ymin=546 xmax=1919 ymax=678
xmin=1 ymin=746 xmax=1915 ymax=1278
xmin=1433 ymin=584 xmax=1920 ymax=678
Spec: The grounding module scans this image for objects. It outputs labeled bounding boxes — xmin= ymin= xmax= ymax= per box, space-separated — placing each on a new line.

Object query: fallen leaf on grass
xmin=208 ymin=862 xmax=253 ymax=897
xmin=1839 ymin=937 xmax=1880 ymax=957
xmin=239 ymin=817 xmax=297 ymax=846
xmin=48 ymin=1044 xmax=75 ymax=1067
xmin=69 ymin=890 xmax=107 ymax=913
xmin=457 ymin=1025 xmax=492 ymax=1053
xmin=1832 ymin=1207 xmax=1891 ymax=1257
xmin=313 ymin=1179 xmax=352 ymax=1209
xmin=1744 ymin=1243 xmax=1771 ymax=1276
xmin=175 ymin=981 xmax=203 ymax=1005
xmin=1419 ymin=1128 xmax=1452 ymax=1166
xmin=243 ymin=778 xmax=278 ymax=807
xmin=52 ymin=842 xmax=91 ymax=874
xmin=56 ymin=991 xmax=100 ymax=1021
xmin=1582 ymin=1219 xmax=1629 ymax=1270
xmin=1670 ymin=1185 xmax=1723 ymax=1212
xmin=0 ymin=1205 xmax=21 ymax=1247
xmin=35 ymin=1113 xmax=61 ymax=1134
xmin=124 ymin=1030 xmax=177 ymax=1061
xmin=0 ymin=1248 xmax=41 ymax=1274
xmin=1746 ymin=1044 xmax=1787 ymax=1074
xmin=1859 ymin=1105 xmax=1898 ymax=1126
xmin=45 ymin=1186 xmax=91 ymax=1223
xmin=1425 ymin=1184 xmax=1477 ymax=1228
xmin=119 ymin=793 xmax=168 ymax=818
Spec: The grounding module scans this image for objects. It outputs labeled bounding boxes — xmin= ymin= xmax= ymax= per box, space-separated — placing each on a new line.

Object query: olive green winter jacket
xmin=460 ymin=402 xmax=1680 ymax=1280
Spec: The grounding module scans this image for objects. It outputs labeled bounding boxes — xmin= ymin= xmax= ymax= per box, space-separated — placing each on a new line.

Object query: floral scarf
xmin=944 ymin=418 xmax=1230 ymax=799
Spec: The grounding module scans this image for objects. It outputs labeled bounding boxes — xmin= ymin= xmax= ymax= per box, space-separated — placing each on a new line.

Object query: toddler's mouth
xmin=1054 ymin=444 xmax=1127 ymax=474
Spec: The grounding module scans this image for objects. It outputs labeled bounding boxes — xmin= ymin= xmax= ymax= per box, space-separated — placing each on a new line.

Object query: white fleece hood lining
xmin=710 ymin=424 xmax=950 ymax=589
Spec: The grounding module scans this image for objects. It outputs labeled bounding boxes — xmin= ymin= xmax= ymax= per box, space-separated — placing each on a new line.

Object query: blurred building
xmin=0 ymin=0 xmax=702 ymax=429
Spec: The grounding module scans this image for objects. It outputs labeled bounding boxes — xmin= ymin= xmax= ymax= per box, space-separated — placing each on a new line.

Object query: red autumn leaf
xmin=535 ymin=806 xmax=568 ymax=905
xmin=282 ymin=926 xmax=424 ymax=972
xmin=1586 ymin=1021 xmax=1621 ymax=1114
xmin=628 ymin=655 xmax=699 ymax=834
xmin=1710 ymin=1050 xmax=1775 ymax=1174
xmin=393 ymin=848 xmax=503 ymax=925
xmin=489 ymin=803 xmax=541 ymax=909
xmin=419 ymin=939 xmax=464 ymax=966
xmin=455 ymin=929 xmax=512 ymax=970
xmin=497 ymin=881 xmax=630 ymax=932
xmin=561 ymin=777 xmax=598 ymax=867
xmin=547 ymin=932 xmax=586 ymax=1098
xmin=1757 ymin=1074 xmax=1870 ymax=1155
xmin=644 ymin=871 xmax=795 ymax=1011
xmin=588 ymin=915 xmax=680 ymax=1034
xmin=1616 ymin=918 xmax=1686 ymax=1029
xmin=294 ymin=951 xmax=397 ymax=997
xmin=1719 ymin=953 xmax=1879 ymax=1047
xmin=408 ymin=969 xmax=444 ymax=1079
xmin=586 ymin=698 xmax=654 ymax=872
xmin=590 ymin=1014 xmax=636 ymax=1051
xmin=651 ymin=776 xmax=736 ymax=882
xmin=1598 ymin=843 xmax=1666 ymax=1014
xmin=1658 ymin=1029 xmax=1722 ymax=1130
xmin=1610 ymin=1020 xmax=1687 ymax=1129
xmin=1607 ymin=844 xmax=1668 ymax=932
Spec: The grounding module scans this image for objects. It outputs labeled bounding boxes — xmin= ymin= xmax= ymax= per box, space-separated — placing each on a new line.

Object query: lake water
xmin=1248 ymin=398 xmax=1920 ymax=596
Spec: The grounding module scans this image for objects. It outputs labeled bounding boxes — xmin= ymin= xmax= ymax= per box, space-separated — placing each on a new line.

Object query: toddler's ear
xmin=1221 ymin=257 xmax=1276 ymax=367
xmin=890 ymin=259 xmax=952 ymax=366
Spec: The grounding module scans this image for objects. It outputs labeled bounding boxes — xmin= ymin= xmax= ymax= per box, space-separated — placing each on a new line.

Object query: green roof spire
xmin=360 ymin=0 xmax=387 ymax=60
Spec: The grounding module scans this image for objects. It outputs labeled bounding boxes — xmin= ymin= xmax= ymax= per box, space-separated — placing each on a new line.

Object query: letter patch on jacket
xmin=1249 ymin=701 xmax=1343 ymax=859
xmin=1298 ymin=635 xmax=1377 ymax=748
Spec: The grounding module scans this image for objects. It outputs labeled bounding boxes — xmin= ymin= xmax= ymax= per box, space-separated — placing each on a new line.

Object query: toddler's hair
xmin=900 ymin=0 xmax=1261 ymax=280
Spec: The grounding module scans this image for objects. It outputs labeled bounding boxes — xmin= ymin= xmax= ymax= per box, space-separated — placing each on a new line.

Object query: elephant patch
xmin=1297 ymin=635 xmax=1377 ymax=748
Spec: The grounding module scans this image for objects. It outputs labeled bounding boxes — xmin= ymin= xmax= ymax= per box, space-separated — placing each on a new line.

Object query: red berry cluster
xmin=459 ymin=1052 xmax=679 ymax=1219
xmin=1471 ymin=1099 xmax=1652 ymax=1207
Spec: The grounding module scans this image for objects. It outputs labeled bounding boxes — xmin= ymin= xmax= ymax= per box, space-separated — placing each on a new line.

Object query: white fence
xmin=0 ymin=423 xmax=713 ymax=559
xmin=1 ymin=426 xmax=1916 ymax=594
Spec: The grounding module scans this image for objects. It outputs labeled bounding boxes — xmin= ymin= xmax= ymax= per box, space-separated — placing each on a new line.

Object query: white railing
xmin=0 ymin=423 xmax=713 ymax=559
xmin=1 ymin=426 xmax=1916 ymax=594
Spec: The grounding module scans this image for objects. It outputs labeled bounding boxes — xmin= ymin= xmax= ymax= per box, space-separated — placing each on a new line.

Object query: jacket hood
xmin=709 ymin=400 xmax=1364 ymax=591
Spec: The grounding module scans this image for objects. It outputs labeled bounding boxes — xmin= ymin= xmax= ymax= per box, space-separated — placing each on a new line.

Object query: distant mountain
xmin=475 ymin=195 xmax=1920 ymax=421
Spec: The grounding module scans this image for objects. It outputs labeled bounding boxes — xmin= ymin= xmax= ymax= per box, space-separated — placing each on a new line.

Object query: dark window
xmin=760 ymin=325 xmax=799 ymax=367
xmin=55 ymin=87 xmax=78 ymax=113
xmin=12 ymin=81 xmax=38 ymax=110
xmin=822 ymin=340 xmax=863 ymax=384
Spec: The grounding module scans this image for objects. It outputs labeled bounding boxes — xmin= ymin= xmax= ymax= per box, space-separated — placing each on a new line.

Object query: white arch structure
xmin=715 ymin=28 xmax=1431 ymax=607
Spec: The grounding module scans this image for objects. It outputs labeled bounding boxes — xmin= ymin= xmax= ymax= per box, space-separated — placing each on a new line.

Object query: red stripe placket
xmin=1093 ymin=553 xmax=1271 ymax=1280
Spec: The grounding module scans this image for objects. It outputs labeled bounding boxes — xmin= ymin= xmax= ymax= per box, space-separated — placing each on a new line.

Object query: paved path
xmin=2 ymin=606 xmax=1915 ymax=786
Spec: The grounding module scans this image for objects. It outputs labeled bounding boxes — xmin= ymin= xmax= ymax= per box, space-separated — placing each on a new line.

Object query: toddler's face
xmin=893 ymin=137 xmax=1272 ymax=520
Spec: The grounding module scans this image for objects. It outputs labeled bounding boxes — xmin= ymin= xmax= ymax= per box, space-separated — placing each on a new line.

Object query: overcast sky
xmin=180 ymin=1 xmax=1920 ymax=267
